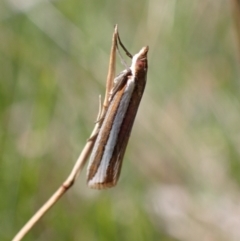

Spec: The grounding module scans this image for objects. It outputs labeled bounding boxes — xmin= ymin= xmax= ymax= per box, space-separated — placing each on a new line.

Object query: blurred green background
xmin=1 ymin=0 xmax=240 ymax=240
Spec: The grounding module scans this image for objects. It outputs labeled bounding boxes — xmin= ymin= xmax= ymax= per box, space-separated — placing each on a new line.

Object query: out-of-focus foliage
xmin=1 ymin=0 xmax=239 ymax=240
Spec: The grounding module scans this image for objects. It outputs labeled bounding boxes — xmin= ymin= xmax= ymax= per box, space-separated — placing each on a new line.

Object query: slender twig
xmin=12 ymin=25 xmax=119 ymax=241
xmin=103 ymin=25 xmax=118 ymax=112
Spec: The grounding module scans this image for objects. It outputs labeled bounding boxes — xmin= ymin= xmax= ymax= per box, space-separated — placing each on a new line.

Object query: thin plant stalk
xmin=12 ymin=25 xmax=119 ymax=241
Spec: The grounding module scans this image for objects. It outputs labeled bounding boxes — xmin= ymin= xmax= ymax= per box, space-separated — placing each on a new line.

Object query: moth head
xmin=131 ymin=46 xmax=149 ymax=73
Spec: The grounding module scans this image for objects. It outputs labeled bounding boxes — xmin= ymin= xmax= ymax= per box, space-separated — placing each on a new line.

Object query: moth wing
xmin=104 ymin=112 xmax=135 ymax=187
xmin=109 ymin=69 xmax=131 ymax=100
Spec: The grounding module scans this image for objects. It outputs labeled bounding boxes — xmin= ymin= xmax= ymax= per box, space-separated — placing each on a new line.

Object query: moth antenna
xmin=116 ymin=31 xmax=133 ymax=59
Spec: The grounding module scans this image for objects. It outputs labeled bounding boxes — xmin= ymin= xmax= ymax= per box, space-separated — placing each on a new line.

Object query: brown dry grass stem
xmin=12 ymin=25 xmax=119 ymax=241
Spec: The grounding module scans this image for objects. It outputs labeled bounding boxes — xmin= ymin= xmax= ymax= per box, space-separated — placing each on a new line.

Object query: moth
xmin=87 ymin=27 xmax=149 ymax=189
